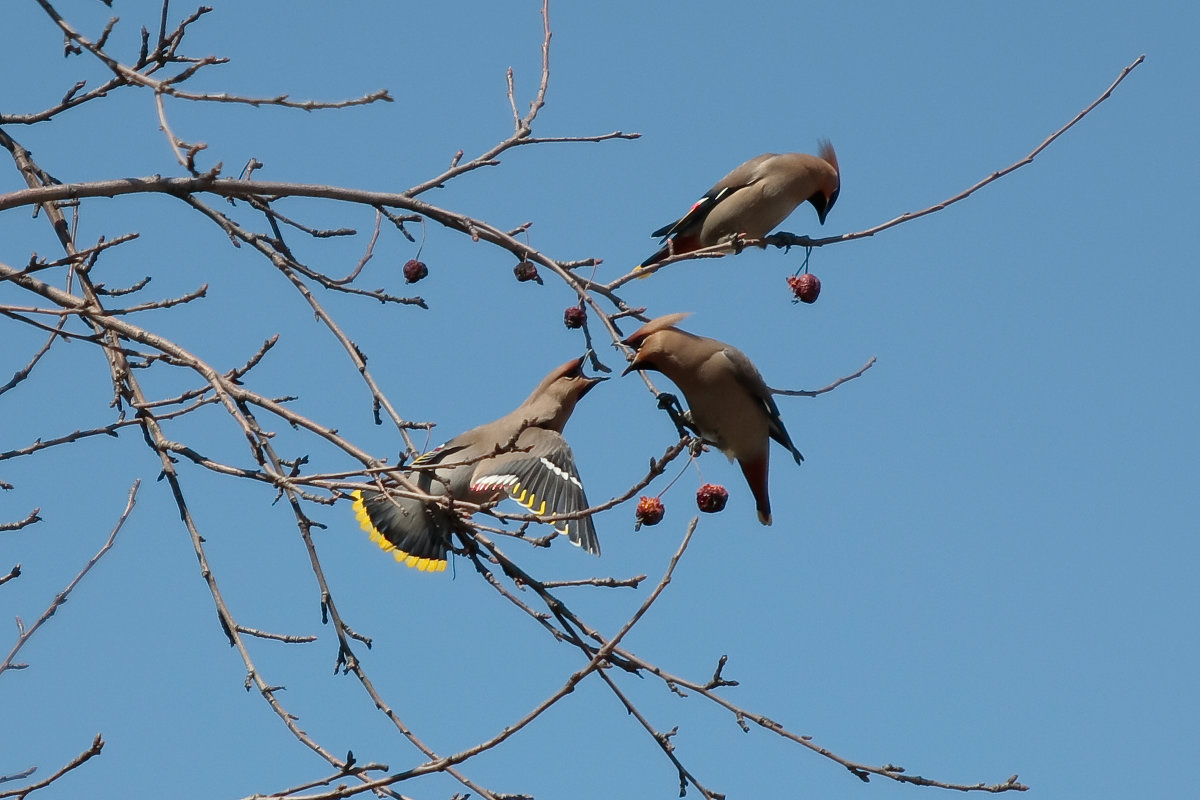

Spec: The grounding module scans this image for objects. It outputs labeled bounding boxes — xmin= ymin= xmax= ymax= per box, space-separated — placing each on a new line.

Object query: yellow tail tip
xmin=351 ymin=489 xmax=447 ymax=573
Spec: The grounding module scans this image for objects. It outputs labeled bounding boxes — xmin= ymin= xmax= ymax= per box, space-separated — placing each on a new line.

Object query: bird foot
xmin=656 ymin=392 xmax=693 ymax=439
xmin=764 ymin=231 xmax=810 ymax=251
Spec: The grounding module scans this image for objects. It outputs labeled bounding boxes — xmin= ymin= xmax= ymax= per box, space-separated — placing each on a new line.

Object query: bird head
xmin=809 ymin=139 xmax=841 ymax=225
xmin=621 ymin=312 xmax=692 ymax=376
xmin=520 ymin=355 xmax=607 ymax=431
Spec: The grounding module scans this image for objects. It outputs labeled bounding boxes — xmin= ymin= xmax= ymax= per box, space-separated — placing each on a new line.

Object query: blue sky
xmin=2 ymin=2 xmax=1197 ymax=799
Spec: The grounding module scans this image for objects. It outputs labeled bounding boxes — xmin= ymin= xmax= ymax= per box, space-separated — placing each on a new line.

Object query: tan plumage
xmin=353 ymin=357 xmax=604 ymax=572
xmin=639 ymin=142 xmax=841 ymax=269
xmin=622 ymin=313 xmax=803 ymax=525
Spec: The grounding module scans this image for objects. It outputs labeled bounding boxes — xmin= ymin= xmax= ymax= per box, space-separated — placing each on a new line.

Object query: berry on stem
xmin=635 ymin=496 xmax=665 ymax=528
xmin=787 ymin=273 xmax=821 ymax=303
xmin=514 ymin=260 xmax=543 ymax=284
xmin=563 ymin=305 xmax=586 ymax=329
xmin=696 ymin=483 xmax=729 ymax=513
xmin=403 ymin=259 xmax=428 ymax=283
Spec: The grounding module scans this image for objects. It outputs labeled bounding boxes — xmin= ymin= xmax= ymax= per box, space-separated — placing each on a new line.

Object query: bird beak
xmin=821 ymin=188 xmax=839 ymax=225
xmin=620 ymin=354 xmax=642 ymax=377
xmin=811 ymin=191 xmax=835 ymax=225
xmin=579 ymin=373 xmax=607 ymax=399
xmin=814 ymin=196 xmax=830 ymax=225
xmin=575 ymin=353 xmax=608 ymax=396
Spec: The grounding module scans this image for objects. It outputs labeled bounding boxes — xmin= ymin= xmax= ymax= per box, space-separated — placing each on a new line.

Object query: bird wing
xmin=410 ymin=441 xmax=468 ymax=466
xmin=470 ymin=430 xmax=600 ymax=555
xmin=650 ymin=154 xmax=780 ymax=239
xmin=718 ymin=346 xmax=805 ymax=465
xmin=650 ymin=185 xmax=735 ymax=240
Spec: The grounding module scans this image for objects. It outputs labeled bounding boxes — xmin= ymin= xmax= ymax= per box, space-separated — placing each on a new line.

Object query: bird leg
xmin=655 ymin=392 xmax=696 ymax=440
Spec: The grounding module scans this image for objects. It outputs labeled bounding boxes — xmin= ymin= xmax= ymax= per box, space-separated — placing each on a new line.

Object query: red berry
xmin=514 ymin=260 xmax=543 ymax=284
xmin=787 ymin=273 xmax=821 ymax=304
xmin=403 ymin=259 xmax=428 ymax=283
xmin=563 ymin=305 xmax=586 ymax=329
xmin=695 ymin=483 xmax=729 ymax=513
xmin=635 ymin=496 xmax=665 ymax=528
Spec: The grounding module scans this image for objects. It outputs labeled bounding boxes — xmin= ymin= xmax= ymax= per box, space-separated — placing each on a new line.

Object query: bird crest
xmin=818 ymin=139 xmax=839 ymax=176
xmin=622 ymin=312 xmax=692 ymax=347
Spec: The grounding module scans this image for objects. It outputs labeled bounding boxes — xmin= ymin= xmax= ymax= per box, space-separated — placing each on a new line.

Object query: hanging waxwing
xmin=622 ymin=314 xmax=804 ymax=525
xmin=353 ymin=357 xmax=605 ymax=572
xmin=638 ymin=141 xmax=840 ymax=270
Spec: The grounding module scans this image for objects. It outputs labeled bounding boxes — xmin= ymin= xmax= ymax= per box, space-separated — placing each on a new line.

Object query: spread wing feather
xmin=471 ymin=432 xmax=600 ymax=555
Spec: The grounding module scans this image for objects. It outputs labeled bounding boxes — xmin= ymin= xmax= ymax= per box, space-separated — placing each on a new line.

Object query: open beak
xmin=574 ymin=353 xmax=609 ymax=396
xmin=580 ymin=373 xmax=607 ymax=397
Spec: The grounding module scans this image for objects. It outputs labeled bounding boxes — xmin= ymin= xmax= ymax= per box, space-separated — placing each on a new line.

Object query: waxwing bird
xmin=621 ymin=314 xmax=804 ymax=525
xmin=353 ymin=357 xmax=604 ymax=572
xmin=638 ymin=142 xmax=840 ymax=269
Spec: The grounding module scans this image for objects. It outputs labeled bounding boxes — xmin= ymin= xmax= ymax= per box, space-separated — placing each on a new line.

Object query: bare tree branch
xmin=0 ymin=510 xmax=41 ymax=533
xmin=0 ymin=734 xmax=104 ymax=800
xmin=1 ymin=3 xmax=1136 ymax=796
xmin=771 ymin=356 xmax=877 ymax=397
xmin=607 ymin=54 xmax=1146 ymax=285
xmin=1 ymin=482 xmax=137 ymax=676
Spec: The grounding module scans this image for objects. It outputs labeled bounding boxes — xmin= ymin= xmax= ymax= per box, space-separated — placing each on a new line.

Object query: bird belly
xmin=688 ymin=405 xmax=768 ymax=464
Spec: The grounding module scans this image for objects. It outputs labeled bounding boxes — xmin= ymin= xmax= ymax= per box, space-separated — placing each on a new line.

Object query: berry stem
xmin=791 ymin=245 xmax=813 ymax=277
xmin=656 ymin=447 xmax=697 ymax=499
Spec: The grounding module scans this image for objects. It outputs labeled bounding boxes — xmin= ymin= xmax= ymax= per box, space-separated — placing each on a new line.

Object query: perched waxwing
xmin=638 ymin=142 xmax=840 ymax=269
xmin=622 ymin=314 xmax=804 ymax=525
xmin=353 ymin=357 xmax=605 ymax=572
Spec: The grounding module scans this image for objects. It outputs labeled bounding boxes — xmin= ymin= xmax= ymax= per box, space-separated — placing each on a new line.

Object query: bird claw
xmin=765 ymin=231 xmax=811 ymax=252
xmin=726 ymin=232 xmax=746 ymax=254
xmin=763 ymin=232 xmax=791 ymax=251
xmin=656 ymin=392 xmax=693 ymax=440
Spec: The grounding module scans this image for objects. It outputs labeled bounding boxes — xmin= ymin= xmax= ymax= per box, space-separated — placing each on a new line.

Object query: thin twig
xmin=0 ymin=482 xmax=137 ymax=675
xmin=771 ymin=356 xmax=877 ymax=397
xmin=0 ymin=734 xmax=104 ymax=800
xmin=234 ymin=626 xmax=318 ymax=644
xmin=0 ymin=565 xmax=21 ymax=588
xmin=0 ymin=510 xmax=41 ymax=532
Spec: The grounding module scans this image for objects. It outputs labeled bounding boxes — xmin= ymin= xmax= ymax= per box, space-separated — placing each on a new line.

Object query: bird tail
xmin=352 ymin=489 xmax=450 ymax=572
xmin=634 ymin=243 xmax=673 ymax=277
xmin=634 ymin=233 xmax=700 ymax=277
xmin=737 ymin=458 xmax=773 ymax=526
